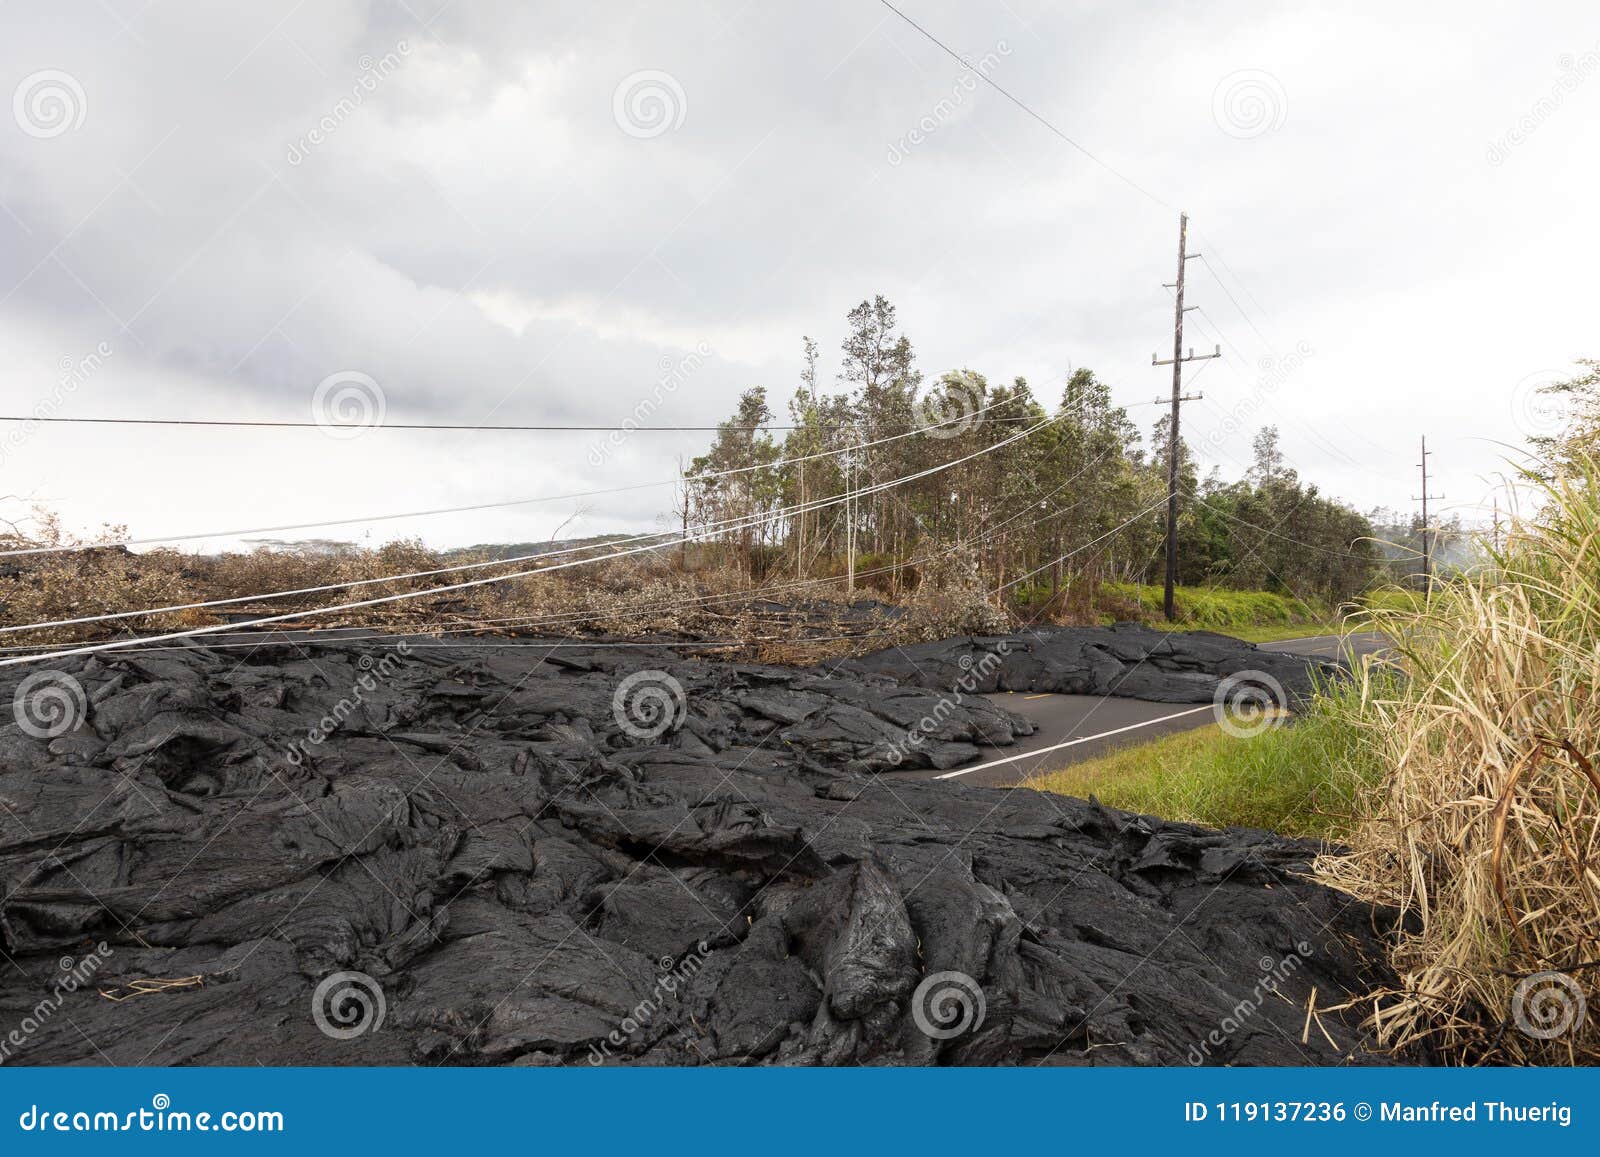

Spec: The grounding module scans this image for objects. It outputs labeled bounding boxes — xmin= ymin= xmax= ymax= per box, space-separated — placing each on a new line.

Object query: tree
xmin=1530 ymin=359 xmax=1600 ymax=475
xmin=684 ymin=297 xmax=1380 ymax=612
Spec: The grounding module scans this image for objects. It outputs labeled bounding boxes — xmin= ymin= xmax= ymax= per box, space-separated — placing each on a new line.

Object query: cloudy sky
xmin=1 ymin=0 xmax=1595 ymax=552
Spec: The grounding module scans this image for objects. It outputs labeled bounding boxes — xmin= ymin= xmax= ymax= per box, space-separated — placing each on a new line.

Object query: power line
xmin=0 ymin=414 xmax=1040 ymax=433
xmin=1196 ymin=253 xmax=1274 ymax=351
xmin=1191 ymin=495 xmax=1389 ymax=561
xmin=992 ymin=497 xmax=1168 ymax=595
xmin=3 ymin=395 xmax=1135 ymax=558
xmin=0 ymin=407 xmax=1068 ymax=662
xmin=873 ymin=0 xmax=1170 ymax=209
xmin=0 ymin=429 xmax=1149 ymax=655
xmin=0 ymin=477 xmax=1120 ymax=656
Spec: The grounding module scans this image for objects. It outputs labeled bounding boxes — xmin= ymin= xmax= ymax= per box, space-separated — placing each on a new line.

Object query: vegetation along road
xmin=884 ymin=631 xmax=1389 ymax=788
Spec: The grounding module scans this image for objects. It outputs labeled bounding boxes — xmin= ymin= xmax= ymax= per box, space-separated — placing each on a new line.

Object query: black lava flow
xmin=0 ymin=624 xmax=1395 ymax=1065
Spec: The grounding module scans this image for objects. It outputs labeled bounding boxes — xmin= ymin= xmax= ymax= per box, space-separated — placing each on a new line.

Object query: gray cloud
xmin=0 ymin=0 xmax=1594 ymax=549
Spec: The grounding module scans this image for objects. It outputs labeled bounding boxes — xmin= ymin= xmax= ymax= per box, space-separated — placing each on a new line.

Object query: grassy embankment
xmin=1033 ymin=460 xmax=1600 ymax=1063
xmin=1026 ymin=586 xmax=1420 ymax=837
xmin=1095 ymin=582 xmax=1347 ymax=643
xmin=1024 ymin=680 xmax=1384 ymax=841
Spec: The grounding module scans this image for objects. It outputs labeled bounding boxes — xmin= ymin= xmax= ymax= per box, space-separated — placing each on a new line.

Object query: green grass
xmin=1023 ymin=689 xmax=1382 ymax=841
xmin=1098 ymin=582 xmax=1329 ymax=629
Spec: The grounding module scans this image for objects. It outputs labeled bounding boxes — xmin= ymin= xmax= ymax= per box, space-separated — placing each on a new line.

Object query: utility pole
xmin=675 ymin=453 xmax=690 ymax=572
xmin=1152 ymin=211 xmax=1220 ymax=621
xmin=1413 ymin=435 xmax=1444 ymax=587
xmin=845 ymin=442 xmax=856 ymax=596
xmin=1492 ymin=496 xmax=1502 ymax=554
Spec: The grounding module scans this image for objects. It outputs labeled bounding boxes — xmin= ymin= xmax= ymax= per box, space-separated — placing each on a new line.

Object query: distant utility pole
xmin=1152 ymin=211 xmax=1220 ymax=621
xmin=1413 ymin=435 xmax=1444 ymax=586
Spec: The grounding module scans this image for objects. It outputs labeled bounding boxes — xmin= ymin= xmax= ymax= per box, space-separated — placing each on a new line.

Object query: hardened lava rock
xmin=837 ymin=621 xmax=1344 ymax=703
xmin=0 ymin=633 xmax=1390 ymax=1067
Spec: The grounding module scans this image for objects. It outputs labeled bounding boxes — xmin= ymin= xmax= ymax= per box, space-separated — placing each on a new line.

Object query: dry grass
xmin=1319 ymin=456 xmax=1600 ymax=1064
xmin=0 ymin=513 xmax=1012 ymax=660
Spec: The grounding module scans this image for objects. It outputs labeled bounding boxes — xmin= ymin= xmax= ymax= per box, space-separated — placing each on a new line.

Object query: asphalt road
xmin=1257 ymin=630 xmax=1388 ymax=663
xmin=882 ymin=631 xmax=1390 ymax=789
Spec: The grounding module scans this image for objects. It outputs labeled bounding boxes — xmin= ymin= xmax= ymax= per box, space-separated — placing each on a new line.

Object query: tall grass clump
xmin=1321 ymin=455 xmax=1600 ymax=1064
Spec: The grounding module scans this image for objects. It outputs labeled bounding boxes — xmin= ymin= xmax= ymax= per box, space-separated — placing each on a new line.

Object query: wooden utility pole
xmin=845 ymin=445 xmax=856 ymax=596
xmin=675 ymin=453 xmax=690 ymax=571
xmin=1152 ymin=211 xmax=1220 ymax=620
xmin=1492 ymin=496 xmax=1502 ymax=554
xmin=797 ymin=337 xmax=818 ymax=581
xmin=1413 ymin=435 xmax=1444 ymax=586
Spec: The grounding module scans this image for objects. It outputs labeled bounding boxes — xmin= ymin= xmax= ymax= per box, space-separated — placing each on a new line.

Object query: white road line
xmin=933 ymin=705 xmax=1215 ymax=780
